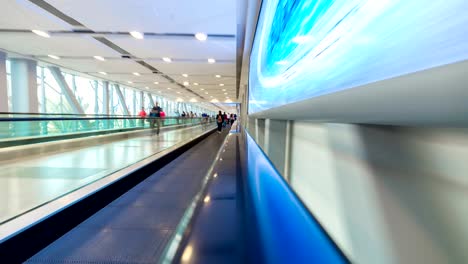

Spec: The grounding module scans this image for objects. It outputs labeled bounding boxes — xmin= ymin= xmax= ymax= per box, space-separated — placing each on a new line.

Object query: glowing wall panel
xmin=248 ymin=0 xmax=468 ymax=113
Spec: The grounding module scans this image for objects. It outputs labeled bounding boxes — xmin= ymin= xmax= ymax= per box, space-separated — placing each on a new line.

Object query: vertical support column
xmin=94 ymin=80 xmax=99 ymax=114
xmin=10 ymin=58 xmax=39 ymax=136
xmin=39 ymin=67 xmax=46 ymax=113
xmin=0 ymin=51 xmax=8 ymax=112
xmin=139 ymin=91 xmax=144 ymax=110
xmin=132 ymin=90 xmax=136 ymax=115
xmin=39 ymin=67 xmax=47 ymax=134
xmin=102 ymin=81 xmax=109 ymax=115
xmin=265 ymin=119 xmax=288 ymax=177
xmin=102 ymin=81 xmax=110 ymax=128
xmin=110 ymin=84 xmax=114 ymax=115
xmin=11 ymin=59 xmax=38 ymax=113
xmin=0 ymin=52 xmax=8 ymax=137
xmin=284 ymin=120 xmax=292 ymax=182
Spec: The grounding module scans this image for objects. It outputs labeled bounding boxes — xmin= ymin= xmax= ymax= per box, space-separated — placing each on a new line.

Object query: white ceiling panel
xmin=0 ymin=0 xmax=69 ymax=30
xmin=0 ymin=0 xmax=240 ymax=103
xmin=105 ymin=73 xmax=170 ymax=84
xmin=109 ymin=37 xmax=236 ymax=60
xmin=149 ymin=62 xmax=235 ymax=75
xmin=169 ymin=75 xmax=236 ymax=85
xmin=0 ymin=35 xmax=120 ymax=57
xmin=43 ymin=58 xmax=149 ymax=73
xmin=46 ymin=0 xmax=236 ymax=34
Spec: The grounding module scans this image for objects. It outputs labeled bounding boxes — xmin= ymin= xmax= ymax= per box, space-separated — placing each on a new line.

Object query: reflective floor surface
xmin=0 ymin=125 xmax=212 ymax=225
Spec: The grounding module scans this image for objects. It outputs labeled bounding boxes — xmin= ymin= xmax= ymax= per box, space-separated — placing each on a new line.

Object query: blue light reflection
xmin=245 ymin=132 xmax=347 ymax=263
xmin=249 ymin=0 xmax=468 ymax=113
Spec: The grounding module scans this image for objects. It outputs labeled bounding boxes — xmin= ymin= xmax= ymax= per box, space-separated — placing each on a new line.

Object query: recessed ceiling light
xmin=167 ymin=87 xmax=171 ymax=90
xmin=205 ymin=92 xmax=209 ymax=94
xmin=190 ymin=98 xmax=198 ymax=102
xmin=224 ymin=93 xmax=228 ymax=95
xmin=210 ymin=96 xmax=213 ymax=98
xmin=215 ymin=75 xmax=221 ymax=78
xmin=177 ymin=91 xmax=181 ymax=94
xmin=195 ymin=33 xmax=207 ymax=41
xmin=94 ymin=56 xmax=105 ymax=61
xmin=211 ymin=99 xmax=219 ymax=102
xmin=32 ymin=30 xmax=50 ymax=38
xmin=145 ymin=87 xmax=149 ymax=89
xmin=130 ymin=31 xmax=144 ymax=39
xmin=225 ymin=99 xmax=232 ymax=103
xmin=219 ymin=84 xmax=224 ymax=86
xmin=99 ymin=72 xmax=107 ymax=75
xmin=193 ymin=83 xmax=199 ymax=85
xmin=127 ymin=81 xmax=133 ymax=84
xmin=154 ymin=81 xmax=159 ymax=84
xmin=183 ymin=81 xmax=189 ymax=86
xmin=158 ymin=91 xmax=162 ymax=93
xmin=208 ymin=58 xmax=216 ymax=64
xmin=222 ymin=89 xmax=226 ymax=91
xmin=47 ymin=55 xmax=60 ymax=60
xmin=133 ymin=72 xmax=140 ymax=76
xmin=162 ymin=57 xmax=172 ymax=63
xmin=182 ymin=73 xmax=188 ymax=77
xmin=200 ymin=88 xmax=205 ymax=91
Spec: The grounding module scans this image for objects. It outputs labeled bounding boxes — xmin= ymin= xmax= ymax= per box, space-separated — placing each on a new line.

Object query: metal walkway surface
xmin=24 ymin=130 xmax=228 ymax=264
xmin=172 ymin=130 xmax=248 ymax=264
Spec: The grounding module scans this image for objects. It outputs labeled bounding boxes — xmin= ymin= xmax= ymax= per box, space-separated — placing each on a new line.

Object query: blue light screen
xmin=248 ymin=0 xmax=468 ymax=113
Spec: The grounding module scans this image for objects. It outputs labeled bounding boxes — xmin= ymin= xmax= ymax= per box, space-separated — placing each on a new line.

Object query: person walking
xmin=138 ymin=107 xmax=147 ymax=127
xmin=229 ymin=114 xmax=235 ymax=126
xmin=216 ymin=111 xmax=223 ymax=133
xmin=149 ymin=103 xmax=162 ymax=136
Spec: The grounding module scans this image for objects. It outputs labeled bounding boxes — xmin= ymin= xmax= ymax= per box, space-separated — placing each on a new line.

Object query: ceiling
xmin=0 ymin=0 xmax=240 ymax=107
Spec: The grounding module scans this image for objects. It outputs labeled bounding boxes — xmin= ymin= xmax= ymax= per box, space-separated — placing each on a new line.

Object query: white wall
xmin=289 ymin=122 xmax=468 ymax=263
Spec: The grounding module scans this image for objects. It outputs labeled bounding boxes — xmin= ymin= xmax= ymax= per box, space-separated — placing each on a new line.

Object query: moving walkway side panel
xmin=0 ymin=128 xmax=216 ymax=263
xmin=242 ymin=131 xmax=349 ymax=264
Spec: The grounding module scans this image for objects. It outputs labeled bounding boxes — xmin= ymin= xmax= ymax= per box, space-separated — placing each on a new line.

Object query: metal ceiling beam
xmin=0 ymin=29 xmax=236 ymax=40
xmin=28 ymin=0 xmax=85 ymax=27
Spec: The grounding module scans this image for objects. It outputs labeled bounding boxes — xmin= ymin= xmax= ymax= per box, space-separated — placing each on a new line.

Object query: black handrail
xmin=0 ymin=117 xmax=207 ymax=122
xmin=0 ymin=112 xmax=136 ymax=117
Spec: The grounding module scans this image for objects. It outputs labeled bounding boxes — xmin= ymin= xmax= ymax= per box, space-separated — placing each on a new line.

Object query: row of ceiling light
xmin=32 ymin=30 xmax=232 ymax=101
xmin=32 ymin=30 xmax=210 ymax=41
xmin=46 ymin=54 xmax=216 ymax=63
xmin=34 ymin=29 xmax=216 ymax=63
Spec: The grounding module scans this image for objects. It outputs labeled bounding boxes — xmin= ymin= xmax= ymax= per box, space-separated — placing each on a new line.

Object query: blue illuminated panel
xmin=249 ymin=0 xmax=468 ymax=113
xmin=245 ymin=132 xmax=347 ymax=263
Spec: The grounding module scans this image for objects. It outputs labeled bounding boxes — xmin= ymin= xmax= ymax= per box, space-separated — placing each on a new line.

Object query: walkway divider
xmin=159 ymin=130 xmax=230 ymax=264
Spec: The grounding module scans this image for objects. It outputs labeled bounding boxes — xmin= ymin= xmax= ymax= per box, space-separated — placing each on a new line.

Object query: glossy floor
xmin=0 ymin=126 xmax=212 ymax=224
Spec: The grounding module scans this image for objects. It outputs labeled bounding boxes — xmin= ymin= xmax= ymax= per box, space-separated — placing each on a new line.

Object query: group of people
xmin=138 ymin=106 xmax=237 ymax=135
xmin=215 ymin=111 xmax=237 ymax=133
xmin=180 ymin=111 xmax=198 ymax=118
xmin=138 ymin=103 xmax=164 ymax=136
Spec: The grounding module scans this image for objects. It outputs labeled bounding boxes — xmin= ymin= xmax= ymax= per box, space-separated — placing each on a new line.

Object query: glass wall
xmin=38 ymin=66 xmax=74 ymax=114
xmin=3 ymin=59 xmax=215 ymax=117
